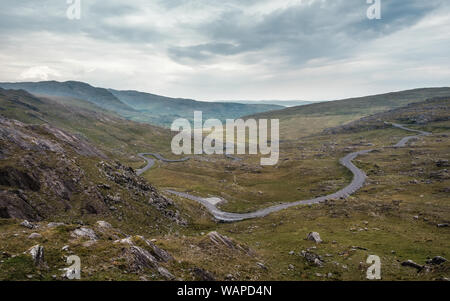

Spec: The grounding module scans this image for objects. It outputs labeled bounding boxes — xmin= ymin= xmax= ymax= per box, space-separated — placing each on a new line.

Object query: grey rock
xmin=71 ymin=227 xmax=98 ymax=241
xmin=256 ymin=262 xmax=268 ymax=270
xmin=157 ymin=267 xmax=175 ymax=280
xmin=301 ymin=250 xmax=324 ymax=266
xmin=426 ymin=256 xmax=447 ymax=265
xmin=307 ymin=232 xmax=322 ymax=243
xmin=20 ymin=220 xmax=36 ymax=229
xmin=192 ymin=267 xmax=216 ymax=281
xmin=96 ymin=221 xmax=112 ymax=229
xmin=401 ymin=260 xmax=423 ymax=270
xmin=47 ymin=222 xmax=65 ymax=228
xmin=28 ymin=233 xmax=42 ymax=239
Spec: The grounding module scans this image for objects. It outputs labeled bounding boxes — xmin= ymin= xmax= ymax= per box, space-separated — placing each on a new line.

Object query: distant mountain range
xmin=0 ymin=81 xmax=283 ymax=127
xmin=214 ymin=100 xmax=316 ymax=107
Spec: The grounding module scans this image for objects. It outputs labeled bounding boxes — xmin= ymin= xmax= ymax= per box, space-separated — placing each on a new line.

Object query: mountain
xmin=0 ymin=81 xmax=283 ymax=127
xmin=108 ymin=89 xmax=283 ymax=125
xmin=0 ymin=88 xmax=173 ymax=161
xmin=214 ymin=100 xmax=316 ymax=107
xmin=0 ymin=81 xmax=135 ymax=114
xmin=247 ymin=87 xmax=450 ymax=139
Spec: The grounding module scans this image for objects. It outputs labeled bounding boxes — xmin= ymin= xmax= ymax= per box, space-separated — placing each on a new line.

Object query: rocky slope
xmin=0 ymin=114 xmax=185 ymax=228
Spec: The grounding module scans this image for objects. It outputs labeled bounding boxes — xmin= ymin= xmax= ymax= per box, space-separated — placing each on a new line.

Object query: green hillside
xmin=0 ymin=81 xmax=282 ymax=127
xmin=0 ymin=88 xmax=172 ymax=160
xmin=248 ymin=87 xmax=450 ymax=139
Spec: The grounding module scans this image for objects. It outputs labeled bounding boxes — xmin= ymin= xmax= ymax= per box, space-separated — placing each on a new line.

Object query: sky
xmin=0 ymin=0 xmax=449 ymax=101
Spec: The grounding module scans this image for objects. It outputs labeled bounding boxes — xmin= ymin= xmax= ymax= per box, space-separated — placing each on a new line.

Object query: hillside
xmin=0 ymin=88 xmax=174 ymax=163
xmin=324 ymin=97 xmax=450 ymax=134
xmin=0 ymin=114 xmax=185 ymax=229
xmin=214 ymin=100 xmax=316 ymax=107
xmin=0 ymin=81 xmax=282 ymax=127
xmin=109 ymin=89 xmax=282 ymax=126
xmin=248 ymin=87 xmax=450 ymax=140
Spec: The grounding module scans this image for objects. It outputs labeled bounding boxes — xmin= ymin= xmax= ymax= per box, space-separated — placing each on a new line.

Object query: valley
xmin=0 ymin=87 xmax=449 ymax=281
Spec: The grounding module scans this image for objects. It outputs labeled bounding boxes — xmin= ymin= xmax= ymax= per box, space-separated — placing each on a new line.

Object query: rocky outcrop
xmin=115 ymin=235 xmax=174 ymax=279
xmin=115 ymin=236 xmax=173 ymax=262
xmin=0 ymin=115 xmax=185 ymax=228
xmin=301 ymin=250 xmax=324 ymax=266
xmin=204 ymin=231 xmax=254 ymax=256
xmin=98 ymin=161 xmax=187 ymax=226
xmin=71 ymin=227 xmax=98 ymax=241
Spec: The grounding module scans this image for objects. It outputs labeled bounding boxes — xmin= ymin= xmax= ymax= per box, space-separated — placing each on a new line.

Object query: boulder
xmin=96 ymin=220 xmax=112 ymax=229
xmin=28 ymin=245 xmax=45 ymax=266
xmin=71 ymin=227 xmax=98 ymax=241
xmin=301 ymin=250 xmax=324 ymax=266
xmin=401 ymin=260 xmax=423 ymax=270
xmin=115 ymin=235 xmax=173 ymax=262
xmin=20 ymin=220 xmax=36 ymax=229
xmin=307 ymin=232 xmax=322 ymax=243
xmin=28 ymin=233 xmax=42 ymax=239
xmin=192 ymin=267 xmax=216 ymax=281
xmin=426 ymin=256 xmax=447 ymax=265
xmin=124 ymin=245 xmax=159 ymax=271
xmin=47 ymin=222 xmax=65 ymax=228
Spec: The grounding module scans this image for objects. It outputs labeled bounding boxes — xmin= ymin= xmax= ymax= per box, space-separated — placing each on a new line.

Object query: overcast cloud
xmin=0 ymin=0 xmax=449 ymax=101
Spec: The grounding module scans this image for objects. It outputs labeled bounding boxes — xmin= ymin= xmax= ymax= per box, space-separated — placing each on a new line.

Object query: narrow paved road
xmin=136 ymin=153 xmax=190 ymax=176
xmin=140 ymin=123 xmax=431 ymax=222
xmin=389 ymin=123 xmax=431 ymax=147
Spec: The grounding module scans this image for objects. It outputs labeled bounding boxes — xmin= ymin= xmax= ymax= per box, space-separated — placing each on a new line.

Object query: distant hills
xmin=248 ymin=87 xmax=450 ymax=139
xmin=214 ymin=100 xmax=316 ymax=107
xmin=0 ymin=81 xmax=282 ymax=127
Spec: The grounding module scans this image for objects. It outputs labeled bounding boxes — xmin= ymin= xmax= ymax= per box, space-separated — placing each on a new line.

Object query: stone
xmin=71 ymin=227 xmax=98 ymax=241
xmin=157 ymin=267 xmax=175 ymax=280
xmin=426 ymin=256 xmax=447 ymax=265
xmin=96 ymin=221 xmax=112 ymax=228
xmin=124 ymin=245 xmax=159 ymax=272
xmin=306 ymin=232 xmax=322 ymax=243
xmin=20 ymin=220 xmax=35 ymax=229
xmin=301 ymin=250 xmax=323 ymax=266
xmin=401 ymin=260 xmax=423 ymax=270
xmin=28 ymin=233 xmax=42 ymax=239
xmin=256 ymin=262 xmax=268 ymax=270
xmin=192 ymin=267 xmax=216 ymax=281
xmin=115 ymin=235 xmax=173 ymax=262
xmin=47 ymin=222 xmax=65 ymax=228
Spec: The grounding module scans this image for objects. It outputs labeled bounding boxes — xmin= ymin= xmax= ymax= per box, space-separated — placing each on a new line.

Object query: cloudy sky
xmin=0 ymin=0 xmax=449 ymax=101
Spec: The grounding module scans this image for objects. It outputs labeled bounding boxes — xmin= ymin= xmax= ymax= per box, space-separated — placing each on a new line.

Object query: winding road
xmin=138 ymin=123 xmax=431 ymax=222
xmin=136 ymin=153 xmax=190 ymax=175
